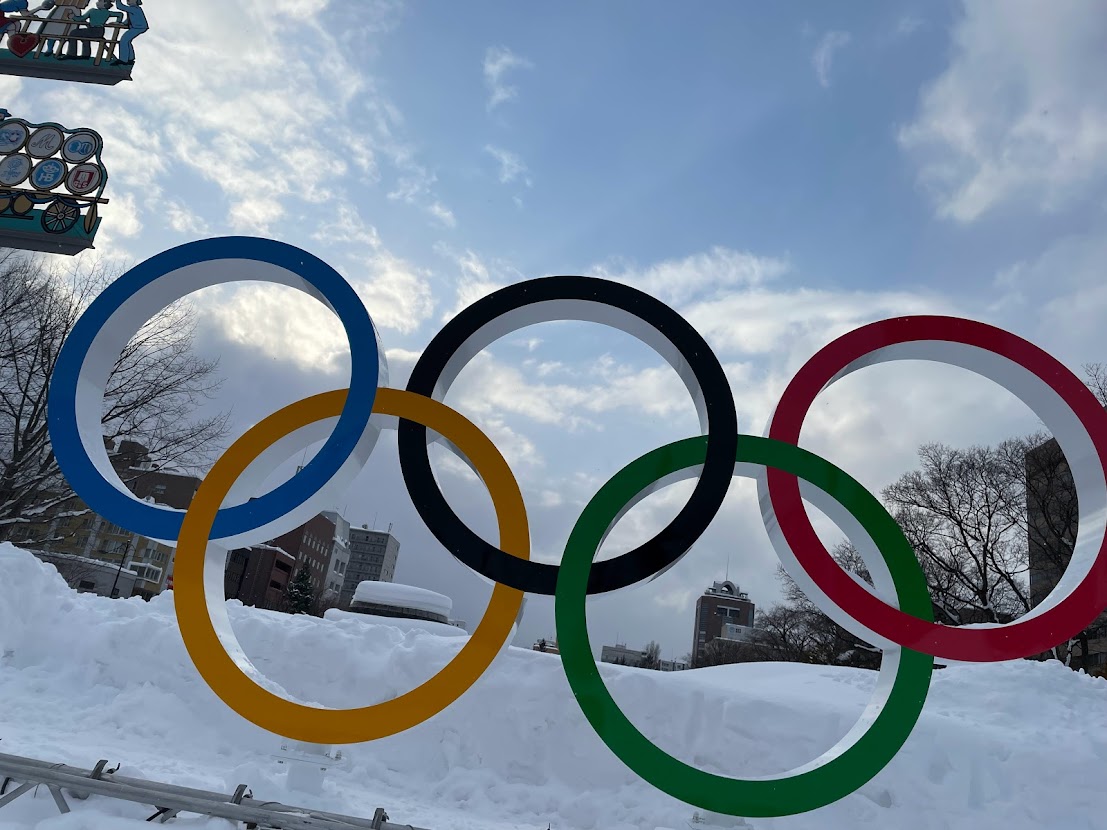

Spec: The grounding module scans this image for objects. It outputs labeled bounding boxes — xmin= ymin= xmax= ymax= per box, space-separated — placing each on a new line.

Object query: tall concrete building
xmin=691 ymin=580 xmax=756 ymax=665
xmin=340 ymin=526 xmax=400 ymax=608
xmin=320 ymin=509 xmax=351 ymax=601
xmin=1026 ymin=437 xmax=1107 ymax=671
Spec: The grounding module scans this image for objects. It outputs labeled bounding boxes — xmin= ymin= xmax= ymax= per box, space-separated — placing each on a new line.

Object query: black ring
xmin=398 ymin=276 xmax=738 ymax=595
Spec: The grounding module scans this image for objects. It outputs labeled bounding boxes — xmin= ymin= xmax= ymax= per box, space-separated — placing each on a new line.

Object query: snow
xmin=324 ymin=607 xmax=467 ymax=638
xmin=352 ymin=580 xmax=452 ymax=618
xmin=1 ymin=543 xmax=1106 ymax=829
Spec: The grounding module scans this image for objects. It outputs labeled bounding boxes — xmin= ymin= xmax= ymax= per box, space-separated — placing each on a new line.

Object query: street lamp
xmin=109 ymin=538 xmax=135 ymax=599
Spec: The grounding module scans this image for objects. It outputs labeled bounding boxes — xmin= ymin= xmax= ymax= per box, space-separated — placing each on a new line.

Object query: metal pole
xmin=108 ymin=538 xmax=133 ymax=599
xmin=0 ymin=751 xmax=429 ymax=830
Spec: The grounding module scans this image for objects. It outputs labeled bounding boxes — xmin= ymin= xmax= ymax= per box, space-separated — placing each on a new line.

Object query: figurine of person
xmin=31 ymin=0 xmax=78 ymax=57
xmin=111 ymin=0 xmax=142 ymax=65
xmin=0 ymin=0 xmax=29 ymax=42
xmin=62 ymin=0 xmax=120 ymax=60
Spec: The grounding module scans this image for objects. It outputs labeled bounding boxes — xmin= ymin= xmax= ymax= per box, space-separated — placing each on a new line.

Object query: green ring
xmin=554 ymin=435 xmax=933 ymax=817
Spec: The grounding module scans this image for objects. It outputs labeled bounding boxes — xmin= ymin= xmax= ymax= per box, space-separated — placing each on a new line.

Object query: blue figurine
xmin=111 ymin=0 xmax=143 ymax=66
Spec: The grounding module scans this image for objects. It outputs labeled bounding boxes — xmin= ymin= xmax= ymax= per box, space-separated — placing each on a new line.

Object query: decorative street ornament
xmin=0 ymin=112 xmax=106 ymax=254
xmin=0 ymin=0 xmax=147 ymax=85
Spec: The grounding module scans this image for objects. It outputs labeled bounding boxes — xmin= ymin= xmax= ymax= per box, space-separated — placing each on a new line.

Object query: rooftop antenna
xmin=725 ymin=553 xmax=730 ymax=582
xmin=371 ymin=512 xmax=378 ymax=530
xmin=387 ymin=521 xmax=393 ymax=534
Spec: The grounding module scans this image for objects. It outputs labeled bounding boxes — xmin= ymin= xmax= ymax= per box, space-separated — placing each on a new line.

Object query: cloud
xmin=899 ymin=0 xmax=1107 ymax=222
xmin=484 ymin=145 xmax=530 ymax=186
xmin=434 ymin=244 xmax=524 ymax=322
xmin=428 ymin=201 xmax=457 ymax=228
xmin=32 ymin=0 xmax=450 ymax=242
xmin=986 ymin=220 xmax=1107 ymax=362
xmin=483 ymin=46 xmax=533 ymax=111
xmin=594 ymin=247 xmax=789 ymax=306
xmin=812 ymin=31 xmax=851 ymax=88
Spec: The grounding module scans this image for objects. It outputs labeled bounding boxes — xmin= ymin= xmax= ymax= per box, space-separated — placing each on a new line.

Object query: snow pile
xmin=324 ymin=607 xmax=467 ymax=637
xmin=2 ymin=543 xmax=1106 ymax=830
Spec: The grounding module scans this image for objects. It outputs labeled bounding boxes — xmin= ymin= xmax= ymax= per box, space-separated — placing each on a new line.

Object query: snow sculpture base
xmin=273 ymin=742 xmax=345 ymax=797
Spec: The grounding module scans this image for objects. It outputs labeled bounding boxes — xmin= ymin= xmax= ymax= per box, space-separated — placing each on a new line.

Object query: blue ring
xmin=47 ymin=236 xmax=379 ymax=542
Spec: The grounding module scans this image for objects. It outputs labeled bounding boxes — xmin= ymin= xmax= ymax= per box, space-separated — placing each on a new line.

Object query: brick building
xmin=268 ymin=512 xmax=338 ymax=597
xmin=224 ymin=545 xmax=297 ymax=609
xmin=691 ymin=580 xmax=756 ymax=665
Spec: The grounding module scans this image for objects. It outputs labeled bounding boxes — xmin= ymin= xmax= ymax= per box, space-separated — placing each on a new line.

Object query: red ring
xmin=766 ymin=316 xmax=1107 ymax=661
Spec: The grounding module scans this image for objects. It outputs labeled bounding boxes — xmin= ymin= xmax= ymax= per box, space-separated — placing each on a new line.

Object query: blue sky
xmin=7 ymin=0 xmax=1107 ymax=665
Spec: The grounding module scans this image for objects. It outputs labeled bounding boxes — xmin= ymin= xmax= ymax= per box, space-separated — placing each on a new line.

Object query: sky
xmin=6 ymin=0 xmax=1107 ymax=665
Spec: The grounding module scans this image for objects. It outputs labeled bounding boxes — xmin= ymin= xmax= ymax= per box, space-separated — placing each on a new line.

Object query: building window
xmin=269 ymin=580 xmax=282 ymax=590
xmin=78 ymin=580 xmax=95 ymax=591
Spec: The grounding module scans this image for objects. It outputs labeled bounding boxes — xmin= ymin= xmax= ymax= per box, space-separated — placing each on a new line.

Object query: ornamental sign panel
xmin=0 ymin=113 xmax=107 ymax=254
xmin=0 ymin=0 xmax=148 ymax=85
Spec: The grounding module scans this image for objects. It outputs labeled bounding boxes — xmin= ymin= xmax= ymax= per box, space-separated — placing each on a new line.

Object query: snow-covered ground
xmin=1 ymin=543 xmax=1105 ymax=830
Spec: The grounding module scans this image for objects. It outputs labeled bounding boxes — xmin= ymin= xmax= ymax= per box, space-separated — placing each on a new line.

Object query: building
xmin=340 ymin=527 xmax=400 ymax=607
xmin=600 ymin=643 xmax=644 ymax=666
xmin=1026 ymin=437 xmax=1107 ymax=672
xmin=347 ymin=581 xmax=451 ymax=625
xmin=31 ymin=550 xmax=138 ymax=598
xmin=320 ymin=509 xmax=351 ymax=602
xmin=224 ymin=544 xmax=297 ymax=609
xmin=599 ymin=643 xmax=688 ymax=671
xmin=327 ymin=581 xmax=467 ymax=638
xmin=268 ymin=512 xmax=338 ymax=598
xmin=6 ymin=438 xmax=194 ymax=600
xmin=692 ymin=580 xmax=756 ymax=666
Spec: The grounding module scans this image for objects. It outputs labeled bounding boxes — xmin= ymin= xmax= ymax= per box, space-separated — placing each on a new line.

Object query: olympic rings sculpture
xmin=45 ymin=236 xmax=1107 ymax=818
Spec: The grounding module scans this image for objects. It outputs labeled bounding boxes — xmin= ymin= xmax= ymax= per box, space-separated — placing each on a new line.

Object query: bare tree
xmin=637 ymin=640 xmax=661 ymax=670
xmin=761 ymin=543 xmax=882 ymax=669
xmin=696 ymin=637 xmax=750 ymax=667
xmin=0 ymin=251 xmax=229 ymax=543
xmin=693 ymin=543 xmax=882 ymax=670
xmin=883 ymin=443 xmax=1029 ymax=626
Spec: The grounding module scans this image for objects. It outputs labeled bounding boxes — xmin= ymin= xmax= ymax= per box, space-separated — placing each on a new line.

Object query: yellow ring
xmin=174 ymin=388 xmax=528 ymax=744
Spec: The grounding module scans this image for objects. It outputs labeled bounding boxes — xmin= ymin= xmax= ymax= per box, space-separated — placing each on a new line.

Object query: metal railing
xmin=10 ymin=14 xmax=128 ymax=67
xmin=0 ymin=750 xmax=430 ymax=829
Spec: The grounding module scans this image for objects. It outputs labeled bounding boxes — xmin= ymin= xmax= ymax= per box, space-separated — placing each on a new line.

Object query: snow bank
xmin=2 ymin=544 xmax=1106 ymax=830
xmin=324 ymin=607 xmax=466 ymax=637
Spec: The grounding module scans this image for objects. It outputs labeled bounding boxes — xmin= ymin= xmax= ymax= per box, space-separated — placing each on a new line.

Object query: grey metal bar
xmin=47 ymin=784 xmax=70 ymax=814
xmin=0 ymin=781 xmax=33 ymax=809
xmin=0 ymin=752 xmax=426 ymax=830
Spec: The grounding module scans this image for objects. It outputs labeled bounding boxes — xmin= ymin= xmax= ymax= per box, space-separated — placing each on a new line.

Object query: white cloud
xmin=483 ymin=46 xmax=533 ymax=111
xmin=595 ymin=247 xmax=789 ymax=306
xmin=435 ymin=245 xmax=524 ymax=322
xmin=812 ymin=30 xmax=851 ymax=88
xmin=428 ymin=201 xmax=457 ymax=228
xmin=484 ymin=145 xmax=530 ymax=186
xmin=34 ymin=0 xmax=448 ymax=240
xmin=164 ymin=200 xmax=210 ymax=236
xmin=899 ymin=0 xmax=1107 ymax=222
xmin=348 ymin=251 xmax=436 ymax=336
